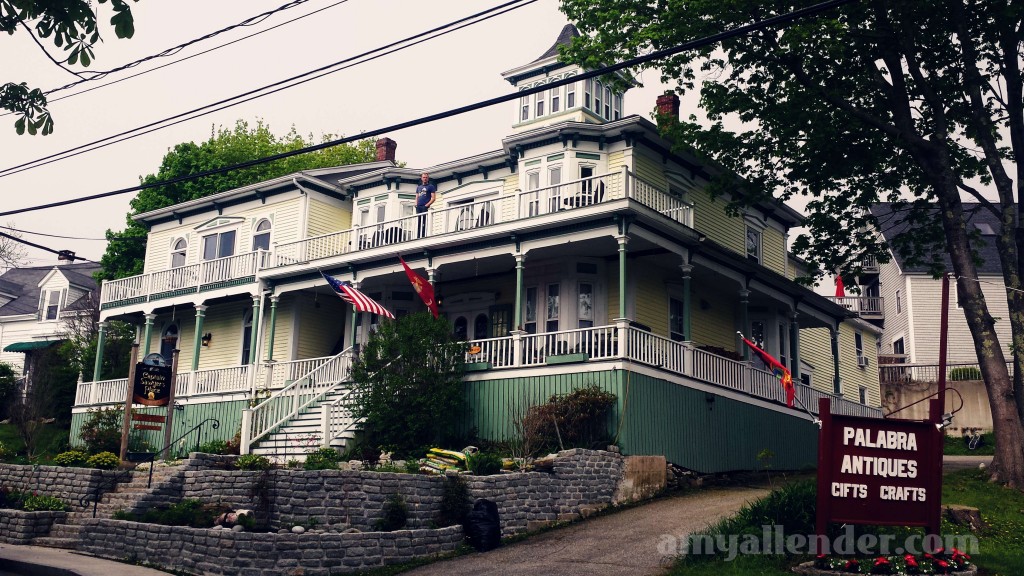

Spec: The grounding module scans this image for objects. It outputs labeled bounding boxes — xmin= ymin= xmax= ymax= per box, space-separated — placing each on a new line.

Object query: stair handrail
xmin=319 ymin=355 xmax=399 ymax=446
xmin=243 ymin=347 xmax=353 ymax=452
xmin=79 ymin=418 xmax=222 ymax=517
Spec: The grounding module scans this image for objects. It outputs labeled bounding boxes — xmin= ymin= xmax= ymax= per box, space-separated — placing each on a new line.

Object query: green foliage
xmin=352 ymin=313 xmax=466 ymax=455
xmin=524 ymin=386 xmax=616 ymax=452
xmin=436 ymin=475 xmax=470 ymax=528
xmin=303 ymin=447 xmax=340 ymax=471
xmin=0 ymin=440 xmax=8 ymax=461
xmin=0 ymin=422 xmax=69 ymax=465
xmin=22 ymin=493 xmax=69 ymax=512
xmin=1 ymin=0 xmax=137 ymax=135
xmin=54 ymin=450 xmax=89 ymax=467
xmin=235 ymin=454 xmax=271 ymax=471
xmin=69 ymin=320 xmax=135 ymax=383
xmin=117 ymin=499 xmax=222 ymax=528
xmin=98 ymin=120 xmax=377 ymax=280
xmin=0 ymin=362 xmax=17 ymax=421
xmin=949 ymin=367 xmax=983 ymax=381
xmin=468 ymin=452 xmax=503 ymax=476
xmin=86 ymin=451 xmax=120 ymax=469
xmin=79 ymin=407 xmax=124 ymax=454
xmin=374 ymin=494 xmax=408 ymax=532
xmin=944 ymin=430 xmax=995 ymax=456
xmin=0 ymin=487 xmax=27 ymax=510
xmin=197 ymin=440 xmax=229 ymax=455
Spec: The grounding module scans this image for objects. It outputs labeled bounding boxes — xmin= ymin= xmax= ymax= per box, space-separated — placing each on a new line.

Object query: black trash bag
xmin=464 ymin=498 xmax=501 ymax=552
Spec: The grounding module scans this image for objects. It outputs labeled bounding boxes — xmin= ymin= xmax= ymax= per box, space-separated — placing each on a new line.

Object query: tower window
xmin=567 ymin=82 xmax=576 ymax=108
xmin=536 ymin=89 xmax=545 ymax=117
xmin=551 ymin=86 xmax=560 ymax=113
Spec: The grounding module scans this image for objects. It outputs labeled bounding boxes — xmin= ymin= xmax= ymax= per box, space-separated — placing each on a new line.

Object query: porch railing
xmin=255 ymin=355 xmax=335 ymax=391
xmin=878 ymin=361 xmax=1013 ymax=384
xmin=241 ymin=347 xmax=353 ymax=452
xmin=829 ymin=296 xmax=884 ymax=316
xmin=101 ymin=251 xmax=269 ymax=306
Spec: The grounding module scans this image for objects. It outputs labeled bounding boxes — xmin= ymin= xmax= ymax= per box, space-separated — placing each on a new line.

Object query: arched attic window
xmin=171 ymin=238 xmax=187 ymax=268
xmin=252 ymin=219 xmax=272 ymax=251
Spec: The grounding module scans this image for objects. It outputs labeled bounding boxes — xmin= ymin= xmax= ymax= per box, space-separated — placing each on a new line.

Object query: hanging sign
xmin=815 ymin=398 xmax=943 ymax=536
xmin=132 ymin=353 xmax=173 ymax=406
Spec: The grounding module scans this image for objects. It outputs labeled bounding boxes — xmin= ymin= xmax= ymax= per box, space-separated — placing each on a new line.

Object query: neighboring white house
xmin=0 ymin=262 xmax=100 ymax=390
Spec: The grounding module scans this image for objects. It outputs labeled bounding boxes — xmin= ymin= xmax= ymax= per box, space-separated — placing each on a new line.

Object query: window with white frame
xmin=548 ymin=165 xmax=562 ymax=212
xmin=669 ymin=297 xmax=685 ymax=342
xmin=525 ymin=170 xmax=541 ymax=217
xmin=535 ymin=89 xmax=546 ymax=117
xmin=855 ymin=331 xmax=865 ymax=363
xmin=41 ymin=289 xmax=65 ymax=320
xmin=567 ymin=81 xmax=576 ymax=108
xmin=252 ymin=219 xmax=271 ymax=251
xmin=577 ymin=282 xmax=593 ymax=328
xmin=241 ymin=310 xmax=253 ymax=365
xmin=745 ymin=226 xmax=761 ymax=263
xmin=202 ymin=230 xmax=236 ymax=260
xmin=546 ymin=283 xmax=560 ymax=332
xmin=594 ymin=81 xmax=603 ymax=117
xmin=551 ymin=85 xmax=560 ymax=113
xmin=524 ymin=286 xmax=538 ymax=334
xmin=584 ymin=79 xmax=592 ymax=109
xmin=604 ymin=86 xmax=611 ymax=119
xmin=614 ymin=94 xmax=622 ymax=120
xmin=170 ymin=238 xmax=187 ymax=268
xmin=895 ymin=289 xmax=902 ymax=313
xmin=520 ymin=94 xmax=529 ymax=122
xmin=859 ymin=386 xmax=867 ymax=404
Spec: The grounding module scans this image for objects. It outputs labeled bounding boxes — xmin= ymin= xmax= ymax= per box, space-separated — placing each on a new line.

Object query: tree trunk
xmin=933 ymin=170 xmax=1024 ymax=488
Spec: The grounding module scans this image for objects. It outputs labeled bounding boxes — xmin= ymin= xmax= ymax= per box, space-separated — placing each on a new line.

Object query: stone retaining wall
xmin=0 ymin=463 xmax=124 ymax=504
xmin=171 ymin=449 xmax=627 ymax=534
xmin=0 ymin=510 xmax=67 ymax=544
xmin=77 ymin=518 xmax=463 ymax=575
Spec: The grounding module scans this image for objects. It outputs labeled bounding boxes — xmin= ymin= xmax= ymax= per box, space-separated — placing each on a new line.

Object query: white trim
xmin=906 ymin=276 xmax=917 ymax=363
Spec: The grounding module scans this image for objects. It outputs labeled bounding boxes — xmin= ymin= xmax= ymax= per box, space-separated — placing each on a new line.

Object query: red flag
xmin=399 ymin=256 xmax=439 ymax=318
xmin=835 ymin=275 xmax=846 ymax=298
xmin=741 ymin=336 xmax=796 ymax=408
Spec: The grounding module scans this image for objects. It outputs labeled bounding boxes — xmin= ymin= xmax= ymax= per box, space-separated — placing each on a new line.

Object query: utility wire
xmin=0 ymin=0 xmax=350 ymax=116
xmin=0 ymin=0 xmax=859 ymax=223
xmin=0 ymin=0 xmax=537 ymax=178
xmin=0 ymin=224 xmax=144 ymax=242
xmin=0 ymin=230 xmax=92 ymax=261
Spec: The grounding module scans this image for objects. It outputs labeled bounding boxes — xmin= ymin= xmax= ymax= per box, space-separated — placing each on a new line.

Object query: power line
xmin=0 ymin=0 xmax=858 ymax=222
xmin=0 ymin=230 xmax=91 ymax=261
xmin=0 ymin=224 xmax=145 ymax=242
xmin=0 ymin=0 xmax=350 ymax=116
xmin=0 ymin=0 xmax=538 ymax=178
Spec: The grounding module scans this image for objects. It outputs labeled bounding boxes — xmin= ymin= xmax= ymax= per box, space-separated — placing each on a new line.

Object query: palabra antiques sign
xmin=815 ymin=398 xmax=943 ymax=535
xmin=132 ymin=353 xmax=172 ymax=406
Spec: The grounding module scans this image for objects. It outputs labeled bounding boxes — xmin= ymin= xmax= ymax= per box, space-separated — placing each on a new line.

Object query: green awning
xmin=3 ymin=340 xmax=58 ymax=352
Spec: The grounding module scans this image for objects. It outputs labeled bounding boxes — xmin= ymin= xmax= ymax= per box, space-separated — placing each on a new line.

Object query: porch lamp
xmin=201 ymin=333 xmax=212 ymax=347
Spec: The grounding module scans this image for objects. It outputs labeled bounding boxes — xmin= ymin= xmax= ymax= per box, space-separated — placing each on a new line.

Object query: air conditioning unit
xmin=857 ymin=356 xmax=870 ymax=368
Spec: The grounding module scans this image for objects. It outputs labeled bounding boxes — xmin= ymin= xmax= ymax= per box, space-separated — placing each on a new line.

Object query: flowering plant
xmin=813 ymin=548 xmax=973 ymax=574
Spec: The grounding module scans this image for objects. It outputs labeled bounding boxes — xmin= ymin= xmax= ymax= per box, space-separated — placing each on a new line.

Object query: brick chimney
xmin=375 ymin=137 xmax=397 ymax=162
xmin=656 ymin=93 xmax=680 ymax=128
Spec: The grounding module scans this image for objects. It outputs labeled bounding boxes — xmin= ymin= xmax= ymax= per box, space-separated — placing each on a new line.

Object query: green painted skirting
xmin=546 ymin=353 xmax=589 ymax=365
xmin=200 ymin=277 xmax=255 ymax=292
xmin=151 ymin=287 xmax=199 ymax=301
xmin=69 ymin=400 xmax=248 ymax=455
xmin=463 ymin=369 xmax=818 ymax=474
xmin=101 ymin=296 xmax=147 ymax=310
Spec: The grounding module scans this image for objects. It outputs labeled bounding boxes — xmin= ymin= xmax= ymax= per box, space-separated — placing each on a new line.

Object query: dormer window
xmin=252 ymin=219 xmax=271 ymax=251
xmin=39 ymin=288 xmax=65 ymax=321
xmin=170 ymin=238 xmax=187 ymax=268
xmin=202 ymin=230 xmax=236 ymax=261
xmin=536 ymin=89 xmax=546 ymax=117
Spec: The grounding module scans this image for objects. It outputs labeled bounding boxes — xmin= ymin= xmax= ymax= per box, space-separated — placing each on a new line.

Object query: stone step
xmin=31 ymin=537 xmax=78 ymax=549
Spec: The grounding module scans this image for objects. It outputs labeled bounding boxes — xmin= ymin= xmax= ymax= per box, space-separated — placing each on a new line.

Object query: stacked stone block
xmin=0 ymin=463 xmax=125 ymax=504
xmin=0 ymin=511 xmax=67 ymax=544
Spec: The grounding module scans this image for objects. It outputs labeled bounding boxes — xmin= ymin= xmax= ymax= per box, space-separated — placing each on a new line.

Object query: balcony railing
xmin=878 ymin=361 xmax=1012 ymax=384
xmin=828 ymin=296 xmax=884 ymax=317
xmin=101 ymin=251 xmax=270 ymax=307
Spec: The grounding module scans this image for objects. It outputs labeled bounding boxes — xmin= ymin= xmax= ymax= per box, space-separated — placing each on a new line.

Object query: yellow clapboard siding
xmin=692 ymin=192 xmax=744 ymax=254
xmin=307 ymin=198 xmax=350 ymax=238
xmin=691 ymin=287 xmax=738 ymax=352
xmin=295 ymin=293 xmax=347 ymax=359
xmin=501 ymin=174 xmax=519 ymax=223
xmin=761 ymin=227 xmax=786 ymax=276
xmin=799 ymin=327 xmax=835 ymax=394
xmin=635 ymin=272 xmax=669 ymax=337
xmin=633 ymin=151 xmax=669 ymax=191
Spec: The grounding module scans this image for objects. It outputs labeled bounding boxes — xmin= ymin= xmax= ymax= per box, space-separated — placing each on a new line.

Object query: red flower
xmin=874 ymin=557 xmax=890 ymax=566
xmin=905 ymin=554 xmax=919 ymax=568
xmin=844 ymin=559 xmax=860 ymax=571
xmin=934 ymin=558 xmax=951 ymax=574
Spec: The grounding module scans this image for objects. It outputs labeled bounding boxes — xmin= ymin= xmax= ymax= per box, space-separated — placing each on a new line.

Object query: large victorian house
xmin=75 ymin=26 xmax=882 ymax=472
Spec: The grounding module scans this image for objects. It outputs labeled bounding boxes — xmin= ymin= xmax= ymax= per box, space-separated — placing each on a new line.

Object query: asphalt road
xmin=402 ymin=484 xmax=773 ymax=576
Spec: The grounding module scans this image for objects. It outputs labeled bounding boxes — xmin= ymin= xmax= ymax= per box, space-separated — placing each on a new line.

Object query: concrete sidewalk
xmin=0 ymin=544 xmax=173 ymax=575
xmin=403 ymin=484 xmax=772 ymax=576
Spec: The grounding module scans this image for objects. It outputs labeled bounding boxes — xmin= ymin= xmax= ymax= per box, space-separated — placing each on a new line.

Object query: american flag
xmin=321 ymin=271 xmax=395 ymax=319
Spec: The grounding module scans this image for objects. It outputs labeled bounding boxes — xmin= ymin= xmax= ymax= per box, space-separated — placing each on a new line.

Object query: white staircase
xmin=249 ymin=384 xmax=359 ymax=461
xmin=242 ymin=348 xmax=359 ymax=462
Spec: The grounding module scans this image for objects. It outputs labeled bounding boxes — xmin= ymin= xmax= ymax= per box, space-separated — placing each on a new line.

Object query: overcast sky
xmin=0 ymin=0 xmax=686 ymax=267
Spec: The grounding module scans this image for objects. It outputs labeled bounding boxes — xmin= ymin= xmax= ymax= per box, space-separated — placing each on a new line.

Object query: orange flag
xmin=399 ymin=256 xmax=439 ymax=318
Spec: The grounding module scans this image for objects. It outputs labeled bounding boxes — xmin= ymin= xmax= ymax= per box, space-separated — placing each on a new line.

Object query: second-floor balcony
xmin=101 ymin=169 xmax=694 ymax=310
xmin=827 ymin=296 xmax=884 ymax=319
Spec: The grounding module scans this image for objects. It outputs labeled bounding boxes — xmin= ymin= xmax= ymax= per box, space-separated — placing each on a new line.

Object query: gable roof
xmin=0 ymin=262 xmax=100 ymax=317
xmin=870 ymin=203 xmax=1002 ymax=274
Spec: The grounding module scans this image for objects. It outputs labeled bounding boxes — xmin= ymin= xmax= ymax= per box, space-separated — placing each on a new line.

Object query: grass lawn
xmin=943 ymin=432 xmax=995 ymax=456
xmin=0 ymin=422 xmax=70 ymax=465
xmin=667 ymin=469 xmax=1024 ymax=576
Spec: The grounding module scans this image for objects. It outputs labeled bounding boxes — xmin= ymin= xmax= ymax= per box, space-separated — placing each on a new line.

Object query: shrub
xmin=374 ymin=494 xmax=408 ymax=531
xmin=436 ymin=475 xmax=470 ymax=528
xmin=197 ymin=440 xmax=229 ymax=455
xmin=235 ymin=454 xmax=271 ymax=471
xmin=468 ymin=452 xmax=503 ymax=476
xmin=0 ymin=440 xmax=9 ymax=461
xmin=304 ymin=447 xmax=340 ymax=471
xmin=0 ymin=488 xmax=27 ymax=510
xmin=86 ymin=451 xmax=121 ymax=470
xmin=130 ymin=499 xmax=221 ymax=528
xmin=79 ymin=407 xmax=124 ymax=454
xmin=524 ymin=386 xmax=617 ymax=452
xmin=22 ymin=494 xmax=69 ymax=512
xmin=949 ymin=367 xmax=983 ymax=381
xmin=54 ymin=450 xmax=89 ymax=467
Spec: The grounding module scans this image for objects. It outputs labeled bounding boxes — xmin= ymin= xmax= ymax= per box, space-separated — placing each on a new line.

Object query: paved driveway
xmin=403 ymin=484 xmax=772 ymax=576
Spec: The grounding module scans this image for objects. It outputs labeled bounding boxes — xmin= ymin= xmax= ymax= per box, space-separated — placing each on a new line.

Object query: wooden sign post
xmin=162 ymin=349 xmax=180 ymax=458
xmin=119 ymin=344 xmax=139 ymax=463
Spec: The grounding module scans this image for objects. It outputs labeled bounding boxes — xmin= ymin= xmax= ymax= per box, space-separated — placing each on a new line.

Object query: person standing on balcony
xmin=416 ymin=172 xmax=437 ymax=238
